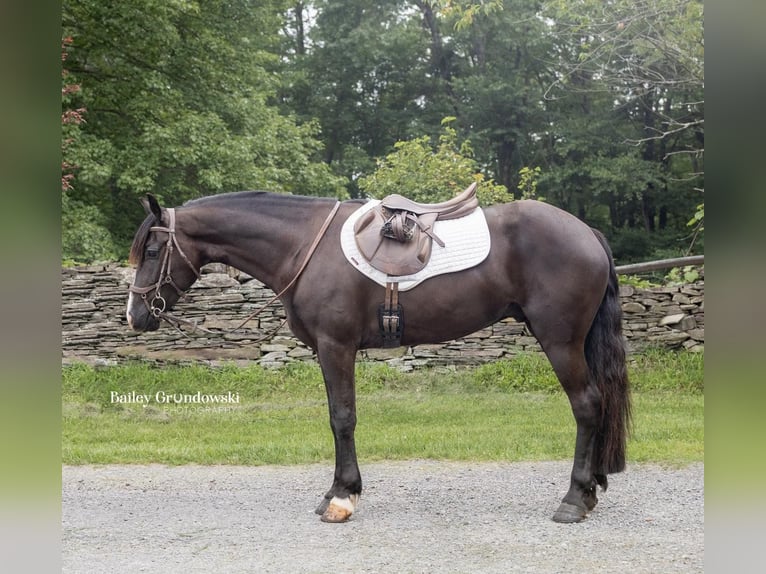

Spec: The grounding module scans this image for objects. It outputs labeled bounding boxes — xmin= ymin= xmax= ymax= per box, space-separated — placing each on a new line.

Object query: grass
xmin=62 ymin=350 xmax=703 ymax=466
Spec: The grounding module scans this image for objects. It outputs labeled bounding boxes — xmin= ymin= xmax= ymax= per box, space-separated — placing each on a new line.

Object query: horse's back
xmin=481 ymin=200 xmax=611 ymax=324
xmin=296 ymin=198 xmax=611 ymax=348
xmin=487 ymin=199 xmax=609 ymax=274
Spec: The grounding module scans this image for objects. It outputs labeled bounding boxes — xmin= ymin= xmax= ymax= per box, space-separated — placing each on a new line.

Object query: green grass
xmin=62 ymin=350 xmax=703 ymax=466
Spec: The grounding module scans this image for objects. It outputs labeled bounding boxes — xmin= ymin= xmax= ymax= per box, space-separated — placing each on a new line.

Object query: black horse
xmin=126 ymin=191 xmax=630 ymax=523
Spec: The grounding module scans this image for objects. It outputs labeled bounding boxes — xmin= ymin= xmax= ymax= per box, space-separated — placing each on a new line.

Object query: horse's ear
xmin=142 ymin=194 xmax=163 ymax=221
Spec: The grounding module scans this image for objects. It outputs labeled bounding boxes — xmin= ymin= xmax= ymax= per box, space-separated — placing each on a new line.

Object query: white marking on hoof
xmin=320 ymin=494 xmax=359 ymax=523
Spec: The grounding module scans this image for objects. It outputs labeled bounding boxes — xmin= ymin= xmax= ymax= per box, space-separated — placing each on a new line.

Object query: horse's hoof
xmin=552 ymin=502 xmax=588 ymax=523
xmin=582 ymin=487 xmax=599 ymax=511
xmin=320 ymin=495 xmax=359 ymax=523
xmin=315 ymin=497 xmax=331 ymax=515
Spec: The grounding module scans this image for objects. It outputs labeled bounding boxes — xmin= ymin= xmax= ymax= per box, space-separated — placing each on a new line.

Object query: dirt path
xmin=62 ymin=460 xmax=703 ymax=573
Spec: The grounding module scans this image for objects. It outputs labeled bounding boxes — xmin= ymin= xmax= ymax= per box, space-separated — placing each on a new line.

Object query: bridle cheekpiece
xmin=128 ymin=208 xmax=201 ymax=320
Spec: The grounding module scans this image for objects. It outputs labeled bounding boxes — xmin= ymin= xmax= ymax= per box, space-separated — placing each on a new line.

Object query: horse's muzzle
xmin=126 ymin=297 xmax=161 ymax=332
xmin=127 ymin=311 xmax=161 ymax=332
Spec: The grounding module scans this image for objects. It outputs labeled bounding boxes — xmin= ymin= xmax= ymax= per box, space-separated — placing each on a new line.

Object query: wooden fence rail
xmin=615 ymin=255 xmax=704 ymax=275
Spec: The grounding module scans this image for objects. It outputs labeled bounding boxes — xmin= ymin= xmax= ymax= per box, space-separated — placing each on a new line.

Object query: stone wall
xmin=62 ymin=264 xmax=704 ymax=370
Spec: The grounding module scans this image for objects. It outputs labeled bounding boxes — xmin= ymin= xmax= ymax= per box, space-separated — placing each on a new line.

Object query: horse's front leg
xmin=314 ymin=339 xmax=362 ymax=523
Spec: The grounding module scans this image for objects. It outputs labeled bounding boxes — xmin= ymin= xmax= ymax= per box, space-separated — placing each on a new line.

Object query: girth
xmin=379 ymin=282 xmax=403 ymax=347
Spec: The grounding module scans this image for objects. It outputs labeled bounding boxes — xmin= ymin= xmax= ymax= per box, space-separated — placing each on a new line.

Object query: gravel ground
xmin=62 ymin=461 xmax=703 ymax=573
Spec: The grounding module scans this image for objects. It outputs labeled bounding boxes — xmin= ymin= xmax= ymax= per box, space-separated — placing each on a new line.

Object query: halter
xmin=128 ymin=208 xmax=201 ymax=320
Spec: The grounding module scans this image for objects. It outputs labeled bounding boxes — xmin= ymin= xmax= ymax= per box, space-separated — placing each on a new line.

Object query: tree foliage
xmin=358 ymin=118 xmax=511 ymax=205
xmin=62 ymin=0 xmax=345 ymax=258
xmin=61 ymin=0 xmax=703 ymax=264
xmin=542 ymin=0 xmax=704 ymax=238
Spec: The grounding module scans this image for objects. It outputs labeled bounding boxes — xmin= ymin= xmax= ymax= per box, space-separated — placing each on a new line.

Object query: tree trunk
xmin=497 ymin=140 xmax=515 ymax=197
xmin=294 ymin=2 xmax=306 ymax=56
xmin=641 ymin=89 xmax=657 ymax=232
xmin=642 ymin=185 xmax=656 ymax=232
xmin=416 ymin=1 xmax=448 ymax=81
xmin=659 ymin=205 xmax=667 ymax=229
xmin=415 ymin=0 xmax=456 ymax=113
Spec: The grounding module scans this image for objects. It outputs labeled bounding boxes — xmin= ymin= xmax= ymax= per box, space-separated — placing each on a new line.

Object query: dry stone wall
xmin=62 ymin=264 xmax=704 ymax=370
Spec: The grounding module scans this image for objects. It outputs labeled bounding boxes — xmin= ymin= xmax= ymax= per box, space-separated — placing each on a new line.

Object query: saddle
xmin=353 ymin=182 xmax=479 ymax=276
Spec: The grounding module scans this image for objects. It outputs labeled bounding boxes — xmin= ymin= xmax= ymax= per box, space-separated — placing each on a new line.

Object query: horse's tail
xmin=586 ymin=229 xmax=632 ymax=477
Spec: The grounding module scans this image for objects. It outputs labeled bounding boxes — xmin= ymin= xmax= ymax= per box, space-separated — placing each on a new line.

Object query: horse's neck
xmin=183 ymin=199 xmax=312 ymax=293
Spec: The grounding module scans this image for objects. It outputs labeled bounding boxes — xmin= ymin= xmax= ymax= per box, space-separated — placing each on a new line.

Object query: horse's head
xmin=126 ymin=194 xmax=201 ymax=332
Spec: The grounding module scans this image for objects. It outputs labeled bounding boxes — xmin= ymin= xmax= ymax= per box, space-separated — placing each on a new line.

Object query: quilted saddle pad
xmin=340 ymin=199 xmax=491 ymax=291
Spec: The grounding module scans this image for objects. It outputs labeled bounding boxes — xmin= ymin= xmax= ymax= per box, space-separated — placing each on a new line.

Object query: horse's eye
xmin=146 ymin=247 xmax=160 ymax=259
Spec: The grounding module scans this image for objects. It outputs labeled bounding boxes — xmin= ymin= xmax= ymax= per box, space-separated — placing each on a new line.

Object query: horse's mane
xmin=129 ymin=191 xmax=352 ymax=266
xmin=128 ymin=193 xmax=264 ymax=266
xmin=128 ymin=214 xmax=156 ymax=266
xmin=182 ymin=190 xmax=269 ymax=207
xmin=182 ymin=190 xmax=341 ymax=209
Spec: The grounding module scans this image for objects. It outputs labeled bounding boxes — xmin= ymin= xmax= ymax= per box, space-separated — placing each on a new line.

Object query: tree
xmin=283 ymin=0 xmax=432 ymax=197
xmin=283 ymin=0 xmax=703 ymax=261
xmin=542 ymin=0 xmax=704 ymax=243
xmin=358 ymin=118 xmax=510 ymax=205
xmin=62 ymin=35 xmax=117 ymax=262
xmin=62 ymin=0 xmax=703 ymax=264
xmin=443 ymin=0 xmax=555 ymax=195
xmin=61 ymin=36 xmax=83 ymax=195
xmin=62 ymin=0 xmax=345 ymax=260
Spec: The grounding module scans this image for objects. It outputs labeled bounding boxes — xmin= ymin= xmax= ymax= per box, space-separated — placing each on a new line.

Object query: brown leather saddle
xmin=353 ymin=182 xmax=479 ymax=276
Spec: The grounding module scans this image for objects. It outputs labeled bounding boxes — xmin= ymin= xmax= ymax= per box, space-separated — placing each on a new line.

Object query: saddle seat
xmin=353 ymin=182 xmax=480 ymax=277
xmin=380 ymin=181 xmax=478 ymax=219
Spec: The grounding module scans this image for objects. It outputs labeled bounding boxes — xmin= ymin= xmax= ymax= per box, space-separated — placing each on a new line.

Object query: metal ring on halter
xmin=151 ymin=295 xmax=167 ymax=317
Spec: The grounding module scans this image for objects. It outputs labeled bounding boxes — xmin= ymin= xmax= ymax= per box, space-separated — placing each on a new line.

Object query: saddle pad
xmin=340 ymin=200 xmax=491 ymax=291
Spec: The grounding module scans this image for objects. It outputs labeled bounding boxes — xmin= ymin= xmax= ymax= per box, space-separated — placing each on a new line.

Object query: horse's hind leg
xmin=314 ymin=339 xmax=362 ymax=523
xmin=543 ymin=342 xmax=603 ymax=523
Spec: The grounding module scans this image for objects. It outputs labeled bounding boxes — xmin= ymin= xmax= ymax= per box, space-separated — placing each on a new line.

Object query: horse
xmin=125 ymin=190 xmax=631 ymax=524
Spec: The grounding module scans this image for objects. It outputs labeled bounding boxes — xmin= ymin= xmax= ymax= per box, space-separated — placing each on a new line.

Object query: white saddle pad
xmin=340 ymin=199 xmax=491 ymax=291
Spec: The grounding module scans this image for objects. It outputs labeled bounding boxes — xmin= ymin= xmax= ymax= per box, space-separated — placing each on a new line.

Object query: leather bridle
xmin=128 ymin=207 xmax=201 ymax=321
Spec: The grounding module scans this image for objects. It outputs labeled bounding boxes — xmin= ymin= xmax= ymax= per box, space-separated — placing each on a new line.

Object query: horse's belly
xmin=392 ymin=268 xmax=519 ymax=346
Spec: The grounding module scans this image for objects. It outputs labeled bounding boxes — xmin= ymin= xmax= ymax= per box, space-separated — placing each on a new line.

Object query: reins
xmin=228 ymin=200 xmax=341 ymax=334
xmin=129 ymin=201 xmax=342 ymax=342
